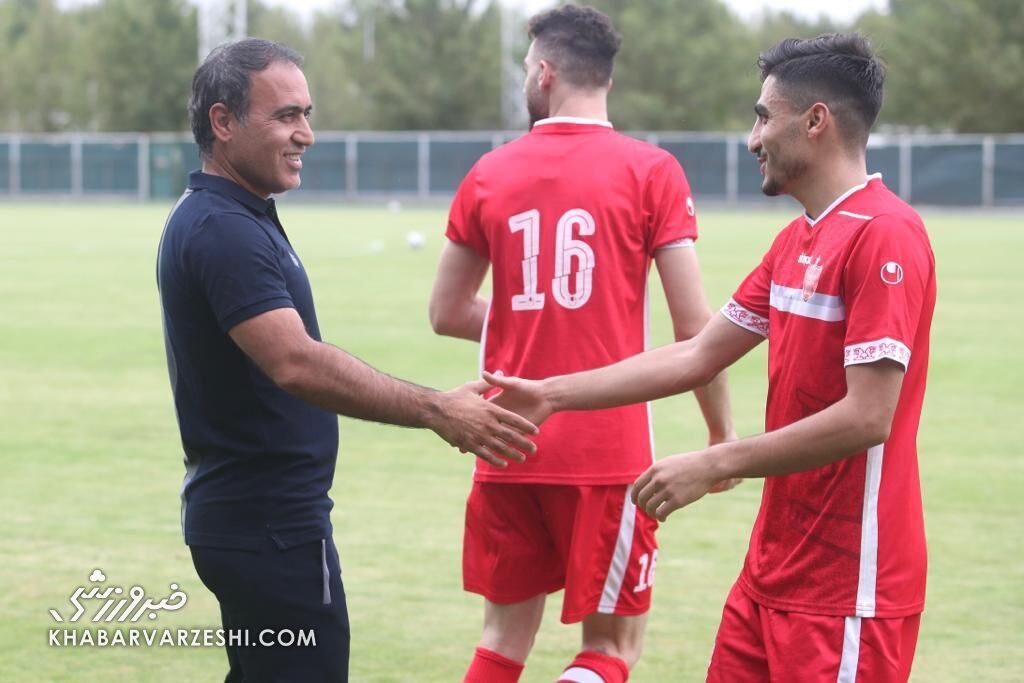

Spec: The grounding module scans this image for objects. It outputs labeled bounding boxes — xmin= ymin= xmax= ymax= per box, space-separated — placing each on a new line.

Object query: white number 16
xmin=508 ymin=208 xmax=596 ymax=311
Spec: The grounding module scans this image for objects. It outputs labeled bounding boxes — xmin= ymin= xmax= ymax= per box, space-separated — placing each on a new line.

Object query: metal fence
xmin=2 ymin=131 xmax=1022 ymax=206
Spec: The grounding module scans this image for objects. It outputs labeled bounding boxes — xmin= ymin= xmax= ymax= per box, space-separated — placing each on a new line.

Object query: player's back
xmin=446 ymin=118 xmax=697 ymax=483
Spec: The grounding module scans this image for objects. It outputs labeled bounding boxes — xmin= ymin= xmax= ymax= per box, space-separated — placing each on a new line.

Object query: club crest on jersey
xmin=880 ymin=261 xmax=904 ymax=285
xmin=802 ymin=257 xmax=823 ymax=301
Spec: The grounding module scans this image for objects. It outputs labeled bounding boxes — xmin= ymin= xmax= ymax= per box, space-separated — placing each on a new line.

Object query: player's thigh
xmin=706 ymin=582 xmax=770 ymax=683
xmin=837 ymin=613 xmax=921 ymax=683
xmin=761 ymin=610 xmax=920 ymax=683
xmin=550 ymin=484 xmax=659 ymax=624
xmin=463 ymin=482 xmax=563 ymax=603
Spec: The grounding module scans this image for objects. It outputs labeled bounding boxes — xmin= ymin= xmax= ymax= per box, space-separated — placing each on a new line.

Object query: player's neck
xmin=797 ymin=156 xmax=868 ymax=220
xmin=547 ymin=92 xmax=609 ymax=122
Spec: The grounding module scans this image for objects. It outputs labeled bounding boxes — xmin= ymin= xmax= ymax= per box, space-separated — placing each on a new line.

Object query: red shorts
xmin=463 ymin=482 xmax=659 ymax=624
xmin=707 ymin=582 xmax=921 ymax=682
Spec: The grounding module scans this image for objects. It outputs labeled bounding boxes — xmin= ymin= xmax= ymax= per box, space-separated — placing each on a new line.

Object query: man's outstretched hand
xmin=430 ymin=379 xmax=539 ymax=467
xmin=481 ymin=371 xmax=557 ymax=428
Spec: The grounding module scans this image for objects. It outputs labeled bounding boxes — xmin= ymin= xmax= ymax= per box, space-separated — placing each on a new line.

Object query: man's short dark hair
xmin=188 ymin=38 xmax=303 ymax=158
xmin=528 ymin=4 xmax=621 ymax=89
xmin=758 ymin=33 xmax=885 ymax=148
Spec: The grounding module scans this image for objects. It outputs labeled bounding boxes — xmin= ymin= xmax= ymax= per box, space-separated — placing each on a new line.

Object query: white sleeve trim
xmin=844 ymin=337 xmax=911 ymax=370
xmin=655 ymin=237 xmax=695 ymax=250
xmin=720 ymin=298 xmax=769 ymax=337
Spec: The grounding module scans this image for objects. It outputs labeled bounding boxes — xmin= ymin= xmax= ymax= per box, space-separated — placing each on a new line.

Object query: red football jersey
xmin=446 ymin=118 xmax=697 ymax=484
xmin=721 ymin=175 xmax=935 ymax=617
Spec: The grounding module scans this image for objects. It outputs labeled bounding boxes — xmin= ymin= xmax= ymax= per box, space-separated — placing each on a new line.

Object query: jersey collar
xmin=804 ymin=173 xmax=883 ymax=227
xmin=533 ymin=116 xmax=613 ymax=128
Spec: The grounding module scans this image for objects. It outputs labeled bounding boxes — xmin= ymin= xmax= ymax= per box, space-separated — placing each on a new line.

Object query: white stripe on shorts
xmin=837 ymin=616 xmax=862 ymax=682
xmin=597 ymin=485 xmax=636 ymax=613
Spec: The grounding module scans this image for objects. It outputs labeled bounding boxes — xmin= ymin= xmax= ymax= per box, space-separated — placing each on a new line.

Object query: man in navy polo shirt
xmin=157 ymin=39 xmax=537 ymax=682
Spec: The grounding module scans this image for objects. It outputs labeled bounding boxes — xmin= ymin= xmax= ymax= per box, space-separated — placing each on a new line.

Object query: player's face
xmin=223 ymin=61 xmax=314 ymax=198
xmin=747 ymin=76 xmax=809 ymax=197
xmin=523 ymin=41 xmax=548 ymax=127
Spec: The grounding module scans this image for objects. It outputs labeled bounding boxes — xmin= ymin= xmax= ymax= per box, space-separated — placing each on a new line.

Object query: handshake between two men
xmin=453 ymin=368 xmax=742 ymax=524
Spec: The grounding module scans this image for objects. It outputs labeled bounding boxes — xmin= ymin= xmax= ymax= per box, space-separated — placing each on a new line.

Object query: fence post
xmin=726 ymin=135 xmax=739 ymax=203
xmin=345 ymin=133 xmax=358 ymax=197
xmin=418 ymin=133 xmax=430 ymax=198
xmin=71 ymin=135 xmax=83 ymax=197
xmin=8 ymin=136 xmax=18 ymax=195
xmin=898 ymin=134 xmax=912 ymax=202
xmin=138 ymin=134 xmax=151 ymax=201
xmin=982 ymin=136 xmax=995 ymax=208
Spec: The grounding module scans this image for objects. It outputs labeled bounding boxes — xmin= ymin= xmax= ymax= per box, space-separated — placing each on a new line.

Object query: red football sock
xmin=463 ymin=646 xmax=525 ymax=683
xmin=558 ymin=650 xmax=630 ymax=683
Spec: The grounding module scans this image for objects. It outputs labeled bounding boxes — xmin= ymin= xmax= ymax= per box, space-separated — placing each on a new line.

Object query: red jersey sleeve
xmin=445 ymin=165 xmax=488 ymax=257
xmin=721 ymin=247 xmax=773 ymax=338
xmin=842 ymin=216 xmax=934 ymax=369
xmin=645 ymin=155 xmax=698 ymax=254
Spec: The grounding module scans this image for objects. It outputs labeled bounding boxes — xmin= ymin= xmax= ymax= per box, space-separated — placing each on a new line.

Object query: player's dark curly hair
xmin=189 ymin=38 xmax=303 ymax=159
xmin=527 ymin=4 xmax=621 ymax=89
xmin=759 ymin=33 xmax=885 ymax=147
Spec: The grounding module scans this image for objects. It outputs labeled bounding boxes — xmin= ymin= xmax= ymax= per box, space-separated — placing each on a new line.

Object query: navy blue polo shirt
xmin=157 ymin=171 xmax=339 ymax=551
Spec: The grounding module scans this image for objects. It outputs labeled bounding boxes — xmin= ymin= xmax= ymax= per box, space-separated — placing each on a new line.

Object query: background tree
xmin=590 ymin=0 xmax=754 ymax=131
xmin=84 ymin=0 xmax=197 ymax=132
xmin=862 ymin=0 xmax=1024 ymax=132
xmin=354 ymin=0 xmax=503 ymax=129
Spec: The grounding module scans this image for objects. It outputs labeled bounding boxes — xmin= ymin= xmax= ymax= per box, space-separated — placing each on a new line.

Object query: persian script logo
xmin=49 ymin=569 xmax=187 ymax=624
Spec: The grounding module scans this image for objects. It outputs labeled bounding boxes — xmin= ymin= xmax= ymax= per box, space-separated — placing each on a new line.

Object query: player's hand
xmin=432 ymin=380 xmax=538 ymax=468
xmin=631 ymin=451 xmax=718 ymax=522
xmin=482 ymin=371 xmax=555 ymax=427
xmin=707 ymin=430 xmax=743 ymax=494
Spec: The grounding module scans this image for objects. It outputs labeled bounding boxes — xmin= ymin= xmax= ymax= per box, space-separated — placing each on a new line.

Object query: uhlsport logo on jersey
xmin=880 ymin=261 xmax=904 ymax=285
xmin=685 ymin=196 xmax=695 ymax=217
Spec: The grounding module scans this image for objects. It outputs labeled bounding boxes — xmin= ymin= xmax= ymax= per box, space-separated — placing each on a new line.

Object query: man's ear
xmin=538 ymin=59 xmax=555 ymax=89
xmin=209 ymin=102 xmax=235 ymax=144
xmin=806 ymin=102 xmax=831 ymax=140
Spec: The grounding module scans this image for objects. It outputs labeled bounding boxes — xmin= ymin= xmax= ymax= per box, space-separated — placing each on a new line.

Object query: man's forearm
xmin=702 ymin=395 xmax=890 ymax=481
xmin=692 ymin=370 xmax=734 ymax=441
xmin=545 ymin=339 xmax=715 ymax=412
xmin=282 ymin=341 xmax=443 ymax=430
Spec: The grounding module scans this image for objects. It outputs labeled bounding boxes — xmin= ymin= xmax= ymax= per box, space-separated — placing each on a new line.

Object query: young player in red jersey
xmin=429 ymin=6 xmax=735 ymax=683
xmin=486 ymin=33 xmax=936 ymax=682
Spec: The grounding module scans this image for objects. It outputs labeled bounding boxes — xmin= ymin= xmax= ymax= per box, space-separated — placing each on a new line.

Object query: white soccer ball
xmin=406 ymin=231 xmax=425 ymax=250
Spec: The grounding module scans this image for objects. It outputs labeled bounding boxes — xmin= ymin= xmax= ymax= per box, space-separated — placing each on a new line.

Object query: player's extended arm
xmin=655 ymin=246 xmax=735 ymax=444
xmin=487 ymin=314 xmax=762 ymax=426
xmin=429 ymin=240 xmax=490 ymax=341
xmin=229 ymin=308 xmax=536 ymax=467
xmin=632 ymin=360 xmax=905 ymax=520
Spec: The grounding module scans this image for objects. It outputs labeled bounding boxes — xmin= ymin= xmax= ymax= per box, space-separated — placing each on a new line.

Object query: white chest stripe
xmin=856 ymin=443 xmax=884 ymax=617
xmin=769 ymin=282 xmax=846 ymax=322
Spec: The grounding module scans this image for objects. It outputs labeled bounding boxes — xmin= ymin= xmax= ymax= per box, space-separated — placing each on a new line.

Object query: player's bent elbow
xmin=428 ymin=302 xmax=454 ymax=336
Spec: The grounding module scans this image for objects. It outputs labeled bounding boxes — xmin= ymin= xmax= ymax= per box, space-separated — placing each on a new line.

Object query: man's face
xmin=747 ymin=76 xmax=809 ymax=197
xmin=523 ymin=41 xmax=549 ymax=127
xmin=225 ymin=61 xmax=314 ymax=198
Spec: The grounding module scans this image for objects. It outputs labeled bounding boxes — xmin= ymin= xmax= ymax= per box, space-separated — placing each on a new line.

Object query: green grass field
xmin=0 ymin=201 xmax=1021 ymax=682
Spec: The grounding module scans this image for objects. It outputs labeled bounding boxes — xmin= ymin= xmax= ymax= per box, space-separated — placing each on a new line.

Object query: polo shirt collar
xmin=188 ymin=171 xmax=275 ymax=216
